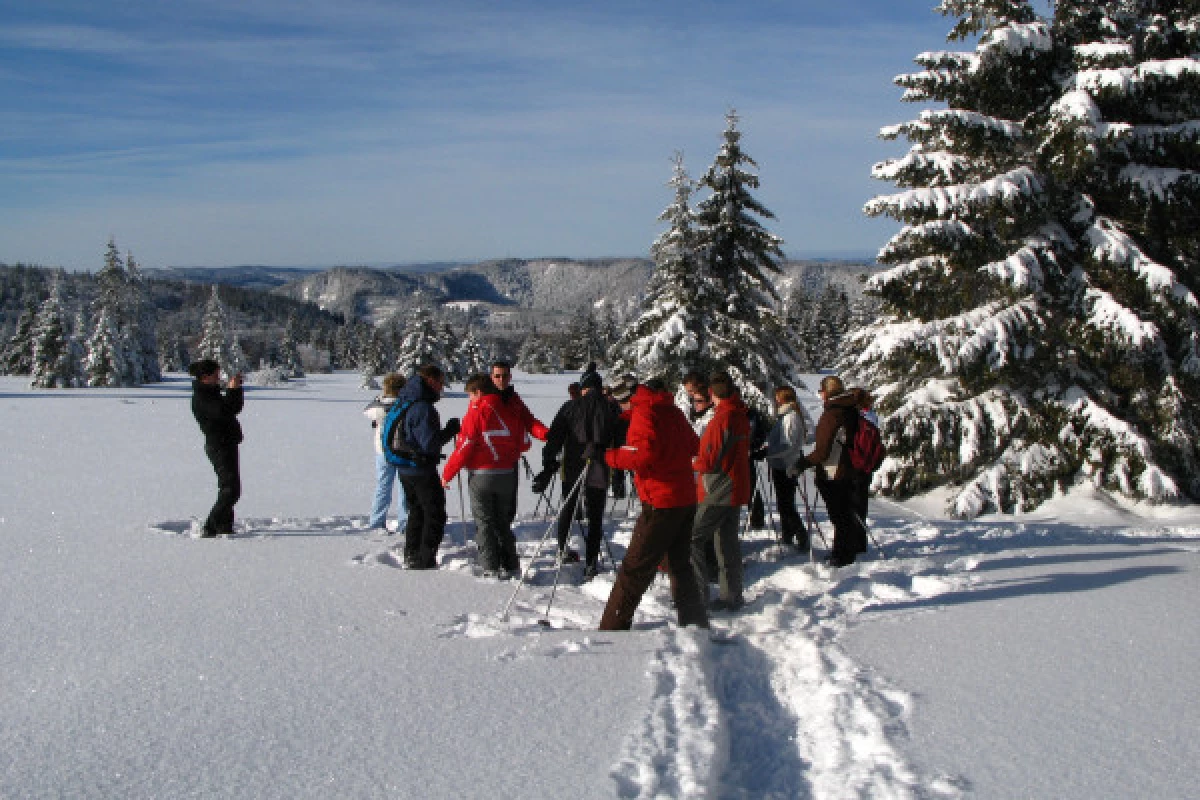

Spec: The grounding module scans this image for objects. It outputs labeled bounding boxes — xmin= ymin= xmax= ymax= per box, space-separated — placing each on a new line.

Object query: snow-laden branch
xmin=1083 ymin=287 xmax=1163 ymax=349
xmin=879 ymin=109 xmax=1024 ymax=142
xmin=864 ymin=167 xmax=1042 ymax=219
xmin=976 ymin=21 xmax=1053 ymax=62
xmin=871 ymin=149 xmax=971 ymax=184
xmin=875 ymin=219 xmax=975 ymax=262
xmin=1075 ymin=58 xmax=1200 ymax=95
xmin=1118 ymin=165 xmax=1199 ymax=201
xmin=1083 ymin=217 xmax=1198 ymax=307
xmin=852 ymin=298 xmax=1040 ymax=375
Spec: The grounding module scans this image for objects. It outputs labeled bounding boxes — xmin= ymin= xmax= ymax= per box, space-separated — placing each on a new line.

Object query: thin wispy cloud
xmin=0 ymin=0 xmax=957 ymax=267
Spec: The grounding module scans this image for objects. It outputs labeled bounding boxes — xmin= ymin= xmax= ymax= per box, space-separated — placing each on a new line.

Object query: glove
xmin=611 ymin=470 xmax=627 ymax=499
xmin=786 ymin=458 xmax=812 ymax=479
xmin=531 ymin=468 xmax=555 ymax=495
xmin=442 ymin=417 xmax=461 ymax=438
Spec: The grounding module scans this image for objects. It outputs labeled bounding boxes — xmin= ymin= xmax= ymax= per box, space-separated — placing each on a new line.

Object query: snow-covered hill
xmin=5 ymin=370 xmax=1191 ymax=798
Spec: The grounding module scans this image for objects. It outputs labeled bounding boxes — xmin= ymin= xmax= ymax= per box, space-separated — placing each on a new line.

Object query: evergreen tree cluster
xmin=849 ymin=0 xmax=1200 ymax=516
xmin=1 ymin=250 xmax=343 ymax=385
xmin=610 ymin=113 xmax=798 ymax=409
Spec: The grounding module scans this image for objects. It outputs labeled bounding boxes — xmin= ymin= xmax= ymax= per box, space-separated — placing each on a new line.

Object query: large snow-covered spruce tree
xmin=692 ymin=111 xmax=796 ymax=409
xmin=609 ymin=152 xmax=713 ymax=387
xmin=848 ymin=0 xmax=1200 ymax=517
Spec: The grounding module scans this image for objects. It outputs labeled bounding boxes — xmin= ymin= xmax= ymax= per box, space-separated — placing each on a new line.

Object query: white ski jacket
xmin=765 ymin=401 xmax=809 ymax=470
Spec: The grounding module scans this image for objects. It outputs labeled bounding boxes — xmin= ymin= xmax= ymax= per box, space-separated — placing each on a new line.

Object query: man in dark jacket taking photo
xmin=189 ymin=359 xmax=243 ymax=538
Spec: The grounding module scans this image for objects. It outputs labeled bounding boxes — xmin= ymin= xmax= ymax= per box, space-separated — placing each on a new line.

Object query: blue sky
xmin=2 ymin=1 xmax=974 ymax=270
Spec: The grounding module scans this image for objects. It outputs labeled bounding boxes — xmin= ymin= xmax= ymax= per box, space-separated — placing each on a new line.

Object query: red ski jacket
xmin=499 ymin=387 xmax=550 ymax=444
xmin=693 ymin=394 xmax=752 ymax=506
xmin=605 ymin=386 xmax=699 ymax=509
xmin=442 ymin=392 xmax=530 ymax=482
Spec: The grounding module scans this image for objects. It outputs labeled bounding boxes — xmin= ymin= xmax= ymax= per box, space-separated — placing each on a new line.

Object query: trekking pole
xmin=762 ymin=465 xmax=785 ymax=560
xmin=456 ymin=474 xmax=471 ymax=548
xmin=854 ymin=510 xmax=883 ymax=555
xmin=799 ymin=476 xmax=829 ymax=552
xmin=542 ymin=472 xmax=560 ymax=523
xmin=500 ymin=468 xmax=589 ymax=621
xmin=538 ymin=464 xmax=591 ymax=626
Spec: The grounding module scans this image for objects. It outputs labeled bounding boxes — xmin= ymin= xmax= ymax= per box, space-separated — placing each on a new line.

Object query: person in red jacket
xmin=690 ymin=371 xmax=752 ymax=611
xmin=490 ymin=360 xmax=549 ymax=525
xmin=599 ymin=379 xmax=709 ymax=631
xmin=442 ymin=373 xmax=531 ymax=576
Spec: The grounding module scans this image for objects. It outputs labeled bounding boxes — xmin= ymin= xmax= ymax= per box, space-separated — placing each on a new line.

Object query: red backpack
xmin=848 ymin=412 xmax=886 ymax=474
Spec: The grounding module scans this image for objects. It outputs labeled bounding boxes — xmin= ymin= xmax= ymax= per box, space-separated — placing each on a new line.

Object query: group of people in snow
xmin=189 ymin=357 xmax=877 ymax=629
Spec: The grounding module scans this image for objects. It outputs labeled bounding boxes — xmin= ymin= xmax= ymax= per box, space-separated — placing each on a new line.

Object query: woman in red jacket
xmin=442 ymin=374 xmax=531 ymax=576
xmin=599 ymin=379 xmax=709 ymax=630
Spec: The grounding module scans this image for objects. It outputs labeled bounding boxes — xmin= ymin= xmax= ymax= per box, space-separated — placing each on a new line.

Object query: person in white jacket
xmin=765 ymin=385 xmax=810 ymax=551
xmin=363 ymin=372 xmax=410 ymax=532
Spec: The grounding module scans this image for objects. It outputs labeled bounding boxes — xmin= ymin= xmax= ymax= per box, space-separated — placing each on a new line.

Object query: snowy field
xmin=2 ymin=370 xmax=1198 ymax=799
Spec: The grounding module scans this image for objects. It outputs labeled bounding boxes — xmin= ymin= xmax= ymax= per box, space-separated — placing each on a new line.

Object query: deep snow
xmin=1 ymin=370 xmax=1197 ymax=799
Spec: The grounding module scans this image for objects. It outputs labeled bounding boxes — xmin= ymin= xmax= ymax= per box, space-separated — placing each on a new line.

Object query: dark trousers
xmin=816 ymin=476 xmax=868 ymax=563
xmin=468 ymin=471 xmax=518 ymax=572
xmin=400 ymin=473 xmax=448 ymax=568
xmin=599 ymin=503 xmax=708 ymax=631
xmin=556 ymin=472 xmax=607 ymax=566
xmin=770 ymin=467 xmax=807 ymax=547
xmin=691 ymin=503 xmax=743 ymax=603
xmin=749 ymin=459 xmax=766 ymax=527
xmin=203 ymin=442 xmax=240 ymax=534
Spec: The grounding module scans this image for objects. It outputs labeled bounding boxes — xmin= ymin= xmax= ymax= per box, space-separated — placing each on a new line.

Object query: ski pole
xmin=762 ymin=464 xmax=785 ymax=560
xmin=456 ymin=474 xmax=471 ymax=548
xmin=500 ymin=468 xmax=589 ymax=621
xmin=540 ymin=463 xmax=591 ymax=625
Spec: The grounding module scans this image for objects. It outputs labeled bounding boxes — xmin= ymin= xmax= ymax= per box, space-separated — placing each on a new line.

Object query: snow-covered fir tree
xmin=29 ymin=283 xmax=75 ymax=388
xmin=439 ymin=322 xmax=467 ymax=381
xmin=518 ymin=333 xmax=562 ymax=374
xmin=124 ymin=252 xmax=160 ymax=384
xmin=157 ymin=325 xmax=189 ymax=373
xmin=197 ymin=286 xmax=232 ymax=371
xmin=609 ymin=152 xmax=712 ymax=386
xmin=692 ymin=112 xmax=797 ymax=408
xmin=457 ymin=329 xmax=491 ymax=377
xmin=3 ymin=304 xmax=37 ymax=375
xmin=394 ymin=306 xmax=453 ymax=374
xmin=560 ymin=308 xmax=606 ymax=370
xmin=227 ymin=335 xmax=250 ymax=376
xmin=90 ymin=238 xmax=138 ymax=386
xmin=66 ymin=309 xmax=89 ymax=386
xmin=848 ymin=0 xmax=1200 ymax=517
xmin=279 ymin=313 xmax=305 ymax=378
xmin=84 ymin=306 xmax=126 ymax=387
xmin=786 ymin=282 xmax=852 ymax=370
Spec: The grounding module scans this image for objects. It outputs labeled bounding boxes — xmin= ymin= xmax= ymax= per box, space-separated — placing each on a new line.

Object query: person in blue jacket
xmin=393 ymin=364 xmax=460 ymax=569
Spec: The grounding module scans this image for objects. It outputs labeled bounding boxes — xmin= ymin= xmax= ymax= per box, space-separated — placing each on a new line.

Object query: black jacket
xmin=543 ymin=390 xmax=618 ymax=489
xmin=192 ymin=381 xmax=244 ymax=447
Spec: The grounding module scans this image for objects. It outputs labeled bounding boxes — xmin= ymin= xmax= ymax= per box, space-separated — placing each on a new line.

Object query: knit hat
xmin=581 ymin=371 xmax=604 ymax=392
xmin=610 ymin=375 xmax=637 ymax=402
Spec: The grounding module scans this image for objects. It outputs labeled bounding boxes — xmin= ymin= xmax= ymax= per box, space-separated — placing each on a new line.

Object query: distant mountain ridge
xmin=150 ymin=257 xmax=878 ymax=325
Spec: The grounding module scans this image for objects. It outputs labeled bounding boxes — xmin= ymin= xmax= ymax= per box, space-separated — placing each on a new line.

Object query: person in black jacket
xmin=533 ymin=371 xmax=617 ymax=579
xmin=190 ymin=359 xmax=244 ymax=537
